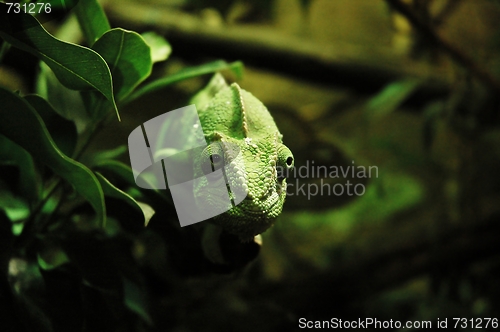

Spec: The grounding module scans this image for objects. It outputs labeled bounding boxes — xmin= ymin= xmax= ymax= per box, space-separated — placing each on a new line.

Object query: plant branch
xmin=433 ymin=0 xmax=463 ymax=27
xmin=105 ymin=0 xmax=449 ymax=98
xmin=0 ymin=40 xmax=11 ymax=64
xmin=71 ymin=99 xmax=107 ymax=161
xmin=15 ymin=177 xmax=62 ymax=249
xmin=386 ymin=0 xmax=500 ymax=93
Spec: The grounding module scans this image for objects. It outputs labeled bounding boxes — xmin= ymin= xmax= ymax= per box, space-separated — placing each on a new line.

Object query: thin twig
xmin=0 ymin=40 xmax=11 ymax=63
xmin=386 ymin=0 xmax=500 ymax=93
xmin=433 ymin=0 xmax=463 ymax=27
xmin=105 ymin=0 xmax=449 ymax=97
xmin=15 ymin=178 xmax=62 ymax=248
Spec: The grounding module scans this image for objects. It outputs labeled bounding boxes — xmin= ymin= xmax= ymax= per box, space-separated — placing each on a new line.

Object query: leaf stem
xmin=0 ymin=40 xmax=11 ymax=64
xmin=72 ymin=97 xmax=107 ymax=160
xmin=385 ymin=0 xmax=500 ymax=93
xmin=15 ymin=177 xmax=62 ymax=248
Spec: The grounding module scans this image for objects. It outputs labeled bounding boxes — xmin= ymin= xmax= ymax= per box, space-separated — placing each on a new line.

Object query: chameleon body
xmin=191 ymin=74 xmax=294 ymax=241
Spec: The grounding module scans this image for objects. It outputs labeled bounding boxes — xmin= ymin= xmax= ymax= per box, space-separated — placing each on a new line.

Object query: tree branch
xmin=386 ymin=0 xmax=500 ymax=93
xmin=105 ymin=0 xmax=449 ymax=98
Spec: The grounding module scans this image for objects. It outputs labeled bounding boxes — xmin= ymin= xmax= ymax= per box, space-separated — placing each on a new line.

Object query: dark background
xmin=1 ymin=0 xmax=500 ymax=331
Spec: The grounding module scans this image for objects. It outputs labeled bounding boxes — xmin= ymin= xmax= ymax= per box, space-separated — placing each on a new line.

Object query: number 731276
xmin=453 ymin=318 xmax=498 ymax=329
xmin=5 ymin=2 xmax=51 ymax=14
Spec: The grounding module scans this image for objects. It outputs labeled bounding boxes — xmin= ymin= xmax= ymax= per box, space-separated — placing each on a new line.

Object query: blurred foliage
xmin=1 ymin=0 xmax=500 ymax=331
xmin=183 ymin=0 xmax=284 ymax=22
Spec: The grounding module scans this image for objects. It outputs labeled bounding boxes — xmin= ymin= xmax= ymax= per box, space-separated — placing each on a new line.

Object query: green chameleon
xmin=189 ymin=73 xmax=294 ymax=242
xmin=151 ymin=73 xmax=293 ymax=245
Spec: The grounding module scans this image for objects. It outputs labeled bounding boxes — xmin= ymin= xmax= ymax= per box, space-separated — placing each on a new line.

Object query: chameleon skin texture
xmin=194 ymin=82 xmax=293 ymax=241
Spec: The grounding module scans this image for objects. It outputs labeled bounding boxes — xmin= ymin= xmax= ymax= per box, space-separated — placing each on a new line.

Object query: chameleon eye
xmin=277 ymin=145 xmax=294 ymax=180
xmin=210 ymin=153 xmax=224 ymax=169
xmin=201 ymin=143 xmax=225 ymax=176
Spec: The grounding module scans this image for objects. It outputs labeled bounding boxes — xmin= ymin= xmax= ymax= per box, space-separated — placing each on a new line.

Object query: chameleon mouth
xmin=235 ymin=193 xmax=280 ymax=217
xmin=211 ymin=189 xmax=283 ymax=240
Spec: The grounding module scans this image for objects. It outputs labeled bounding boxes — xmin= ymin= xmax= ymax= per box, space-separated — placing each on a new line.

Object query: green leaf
xmin=124 ymin=60 xmax=244 ymax=104
xmin=123 ymin=277 xmax=153 ymax=325
xmin=365 ymin=79 xmax=421 ymax=120
xmin=37 ymin=241 xmax=70 ymax=271
xmin=92 ymin=28 xmax=153 ymax=102
xmin=82 ymin=145 xmax=128 ymax=168
xmin=94 ymin=160 xmax=158 ymax=197
xmin=0 ymin=188 xmax=30 ymax=222
xmin=46 ymin=0 xmax=79 ymax=11
xmin=0 ymin=5 xmax=118 ymax=119
xmin=74 ymin=0 xmax=111 ymax=45
xmin=94 ymin=160 xmax=173 ymax=208
xmin=94 ymin=160 xmax=137 ymax=187
xmin=0 ymin=87 xmax=106 ymax=227
xmin=96 ymin=172 xmax=147 ymax=227
xmin=36 ymin=62 xmax=90 ymax=133
xmin=0 ymin=135 xmax=40 ymax=204
xmin=24 ymin=94 xmax=77 ymax=157
xmin=141 ymin=31 xmax=171 ymax=63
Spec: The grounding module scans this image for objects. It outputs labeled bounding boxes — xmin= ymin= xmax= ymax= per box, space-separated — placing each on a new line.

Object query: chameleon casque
xmin=190 ymin=73 xmax=294 ymax=242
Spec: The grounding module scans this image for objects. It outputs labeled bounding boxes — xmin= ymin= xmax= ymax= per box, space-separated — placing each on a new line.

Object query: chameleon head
xmin=193 ymin=81 xmax=294 ymax=241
